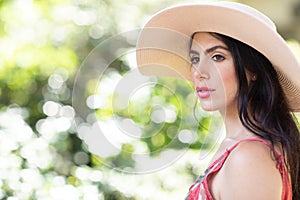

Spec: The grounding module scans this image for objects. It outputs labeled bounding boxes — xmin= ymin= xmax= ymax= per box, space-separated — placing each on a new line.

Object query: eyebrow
xmin=189 ymin=45 xmax=229 ymax=56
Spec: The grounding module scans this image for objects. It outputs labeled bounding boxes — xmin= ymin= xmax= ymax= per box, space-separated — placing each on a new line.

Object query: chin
xmin=200 ymin=105 xmax=217 ymax=112
xmin=199 ymin=100 xmax=219 ymax=111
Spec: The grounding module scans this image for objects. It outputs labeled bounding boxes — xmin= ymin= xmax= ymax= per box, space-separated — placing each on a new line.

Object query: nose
xmin=191 ymin=66 xmax=209 ymax=82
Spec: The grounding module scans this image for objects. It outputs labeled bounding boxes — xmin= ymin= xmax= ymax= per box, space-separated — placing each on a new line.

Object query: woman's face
xmin=190 ymin=32 xmax=238 ymax=112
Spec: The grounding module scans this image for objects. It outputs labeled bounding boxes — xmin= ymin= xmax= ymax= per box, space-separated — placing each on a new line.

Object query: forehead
xmin=191 ymin=32 xmax=227 ymax=50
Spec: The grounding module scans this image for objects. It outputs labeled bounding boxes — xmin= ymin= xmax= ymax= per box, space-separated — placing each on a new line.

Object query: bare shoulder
xmin=227 ymin=140 xmax=277 ymax=167
xmin=218 ymin=140 xmax=282 ymax=200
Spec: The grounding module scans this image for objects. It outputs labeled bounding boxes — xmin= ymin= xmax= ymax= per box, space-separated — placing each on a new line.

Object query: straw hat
xmin=136 ymin=1 xmax=300 ymax=111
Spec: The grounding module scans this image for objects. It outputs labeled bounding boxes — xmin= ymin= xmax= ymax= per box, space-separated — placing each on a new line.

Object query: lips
xmin=196 ymin=86 xmax=215 ymax=98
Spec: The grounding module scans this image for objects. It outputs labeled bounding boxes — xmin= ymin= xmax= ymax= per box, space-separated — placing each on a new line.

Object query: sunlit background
xmin=0 ymin=0 xmax=300 ymax=199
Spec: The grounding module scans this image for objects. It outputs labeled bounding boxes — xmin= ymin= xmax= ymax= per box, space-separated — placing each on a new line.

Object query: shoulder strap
xmin=206 ymin=138 xmax=270 ymax=171
xmin=227 ymin=137 xmax=268 ymax=151
xmin=227 ymin=137 xmax=282 ymax=158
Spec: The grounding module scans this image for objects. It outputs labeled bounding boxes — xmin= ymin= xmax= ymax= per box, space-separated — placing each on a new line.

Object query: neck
xmin=219 ymin=106 xmax=254 ymax=141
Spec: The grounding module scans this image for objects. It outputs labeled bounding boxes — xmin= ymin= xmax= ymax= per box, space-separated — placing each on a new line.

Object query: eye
xmin=212 ymin=54 xmax=225 ymax=62
xmin=190 ymin=56 xmax=200 ymax=64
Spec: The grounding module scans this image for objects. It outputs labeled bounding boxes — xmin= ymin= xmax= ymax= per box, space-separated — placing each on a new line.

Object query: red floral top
xmin=185 ymin=138 xmax=292 ymax=200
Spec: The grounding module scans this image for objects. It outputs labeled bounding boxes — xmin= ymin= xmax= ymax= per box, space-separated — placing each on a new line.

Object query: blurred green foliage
xmin=0 ymin=0 xmax=216 ymax=199
xmin=0 ymin=0 xmax=299 ymax=199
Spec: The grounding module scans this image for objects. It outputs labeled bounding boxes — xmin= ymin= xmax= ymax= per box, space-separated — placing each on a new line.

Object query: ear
xmin=251 ymin=74 xmax=257 ymax=81
xmin=245 ymin=70 xmax=257 ymax=82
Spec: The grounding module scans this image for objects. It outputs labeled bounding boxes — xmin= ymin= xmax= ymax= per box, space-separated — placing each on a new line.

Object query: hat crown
xmin=211 ymin=2 xmax=276 ymax=31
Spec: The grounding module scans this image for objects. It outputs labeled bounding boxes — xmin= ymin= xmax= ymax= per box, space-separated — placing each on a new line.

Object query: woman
xmin=136 ymin=2 xmax=300 ymax=200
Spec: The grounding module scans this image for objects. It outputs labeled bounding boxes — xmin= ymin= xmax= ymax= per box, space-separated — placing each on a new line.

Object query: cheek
xmin=219 ymin=67 xmax=238 ymax=95
xmin=219 ymin=66 xmax=234 ymax=81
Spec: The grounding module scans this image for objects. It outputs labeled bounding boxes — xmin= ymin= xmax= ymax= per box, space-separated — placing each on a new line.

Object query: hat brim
xmin=136 ymin=2 xmax=300 ymax=111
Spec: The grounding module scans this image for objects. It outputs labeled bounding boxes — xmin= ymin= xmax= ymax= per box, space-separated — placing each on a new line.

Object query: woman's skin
xmin=190 ymin=32 xmax=282 ymax=200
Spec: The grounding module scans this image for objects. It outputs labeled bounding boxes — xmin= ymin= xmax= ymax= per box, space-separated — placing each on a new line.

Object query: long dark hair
xmin=207 ymin=32 xmax=300 ymax=199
